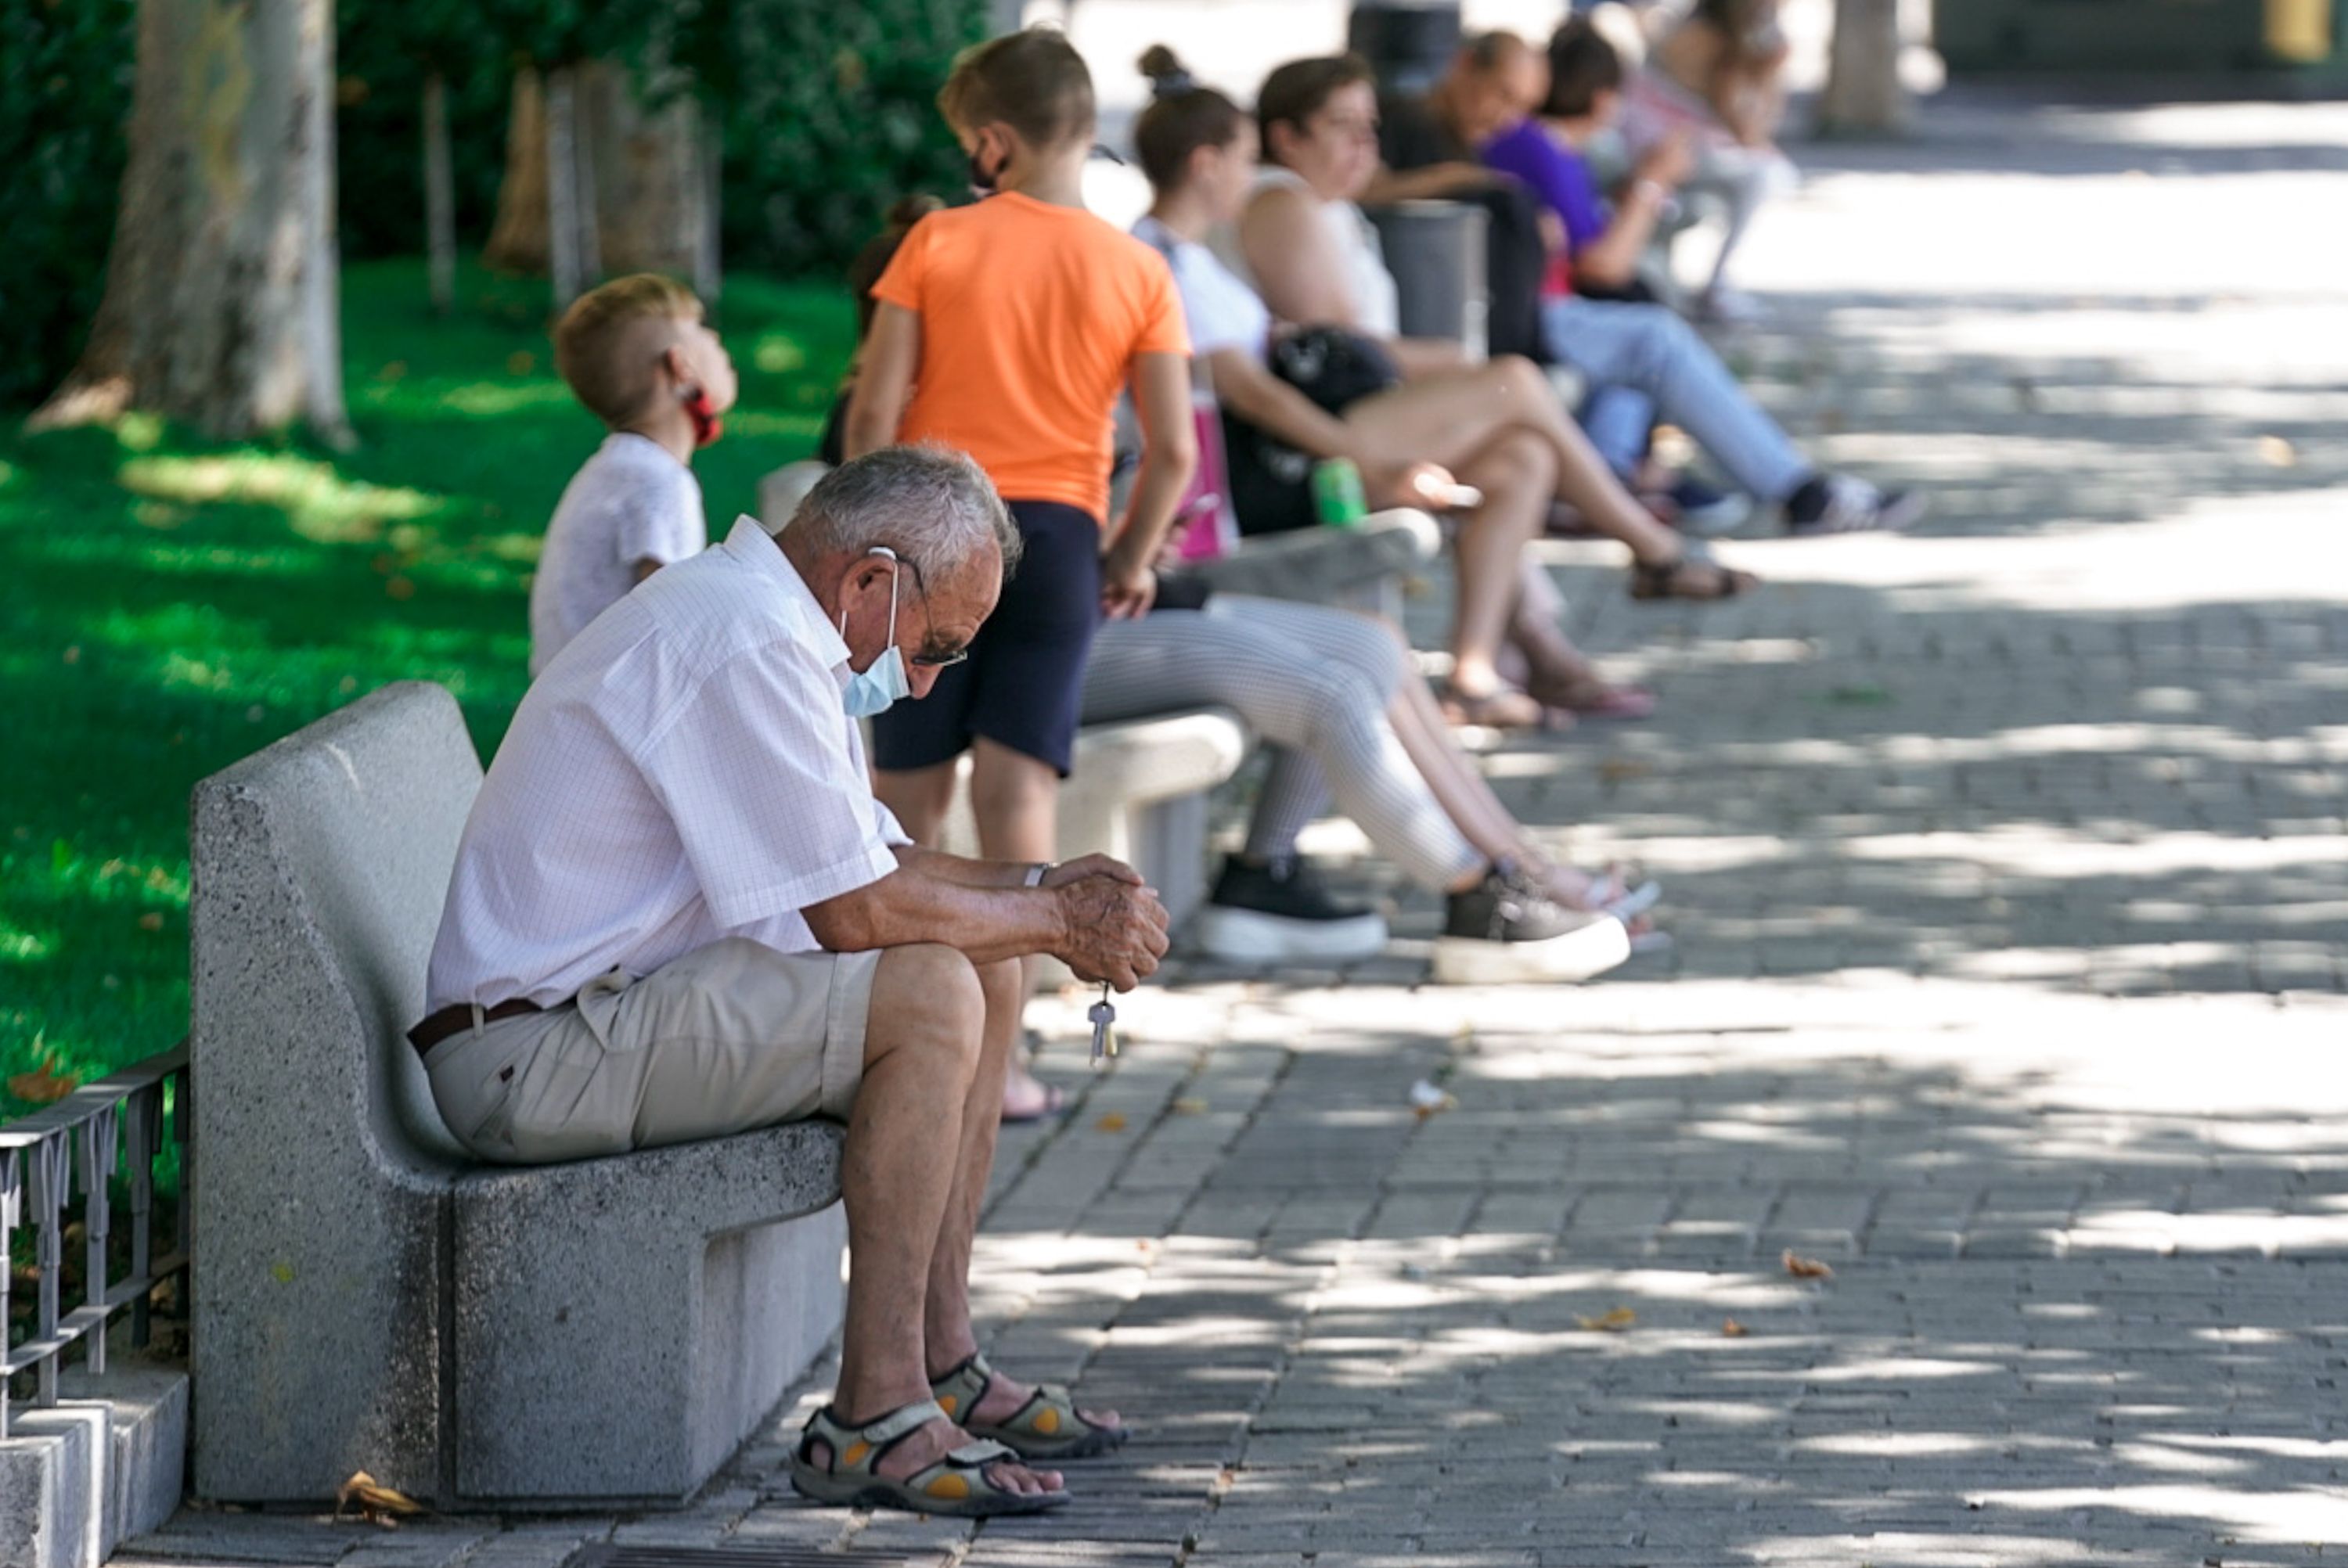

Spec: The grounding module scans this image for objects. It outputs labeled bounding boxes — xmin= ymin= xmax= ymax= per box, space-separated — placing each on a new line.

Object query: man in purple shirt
xmin=1477 ymin=21 xmax=1926 ymax=536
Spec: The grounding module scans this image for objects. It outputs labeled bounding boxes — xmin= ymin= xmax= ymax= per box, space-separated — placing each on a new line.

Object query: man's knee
xmin=870 ymin=942 xmax=986 ymax=1076
xmin=973 ymin=956 xmax=1023 ymax=1018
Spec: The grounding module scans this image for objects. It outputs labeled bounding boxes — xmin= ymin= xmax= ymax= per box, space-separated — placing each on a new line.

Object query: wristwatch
xmin=1023 ymin=861 xmax=1054 ymax=888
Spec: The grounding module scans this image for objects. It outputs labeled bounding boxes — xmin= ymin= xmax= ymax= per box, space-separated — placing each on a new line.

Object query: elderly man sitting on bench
xmin=410 ymin=446 xmax=1169 ymax=1519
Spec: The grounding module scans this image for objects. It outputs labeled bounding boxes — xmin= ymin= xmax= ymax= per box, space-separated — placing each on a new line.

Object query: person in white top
xmin=1230 ymin=52 xmax=1759 ymax=728
xmin=528 ymin=274 xmax=737 ymax=676
xmin=416 ymin=448 xmax=1169 ymax=1519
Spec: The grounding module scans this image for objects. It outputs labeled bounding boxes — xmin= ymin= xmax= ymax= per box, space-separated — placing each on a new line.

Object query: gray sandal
xmin=932 ymin=1351 xmax=1131 ymax=1460
xmin=789 ymin=1397 xmax=1068 ymax=1516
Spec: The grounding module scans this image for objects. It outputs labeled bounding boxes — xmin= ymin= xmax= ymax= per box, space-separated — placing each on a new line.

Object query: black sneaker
xmin=1192 ymin=856 xmax=1390 ymax=963
xmin=1432 ymin=866 xmax=1630 ymax=984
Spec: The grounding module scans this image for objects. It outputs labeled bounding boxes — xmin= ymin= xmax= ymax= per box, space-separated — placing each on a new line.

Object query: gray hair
xmin=784 ymin=445 xmax=1022 ymax=584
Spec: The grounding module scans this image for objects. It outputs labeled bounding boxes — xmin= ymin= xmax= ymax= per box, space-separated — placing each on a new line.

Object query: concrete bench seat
xmin=190 ymin=682 xmax=846 ymax=1509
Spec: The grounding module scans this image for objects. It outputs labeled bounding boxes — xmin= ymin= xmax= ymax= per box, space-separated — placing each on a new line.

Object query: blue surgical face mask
xmin=840 ymin=548 xmax=913 ymax=718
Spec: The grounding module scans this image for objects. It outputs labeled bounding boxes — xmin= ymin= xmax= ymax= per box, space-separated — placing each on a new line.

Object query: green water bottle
xmin=1312 ymin=457 xmax=1368 ymax=529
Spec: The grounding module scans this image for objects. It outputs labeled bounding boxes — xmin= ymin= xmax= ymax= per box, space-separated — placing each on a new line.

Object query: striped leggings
xmin=1079 ymin=595 xmax=1486 ymax=894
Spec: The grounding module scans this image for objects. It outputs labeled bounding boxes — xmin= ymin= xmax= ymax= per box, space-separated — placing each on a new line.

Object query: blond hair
xmin=552 ymin=273 xmax=704 ymax=426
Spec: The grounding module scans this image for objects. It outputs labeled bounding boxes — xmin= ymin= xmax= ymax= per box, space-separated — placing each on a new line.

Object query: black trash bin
xmin=1348 ymin=0 xmax=1463 ymax=94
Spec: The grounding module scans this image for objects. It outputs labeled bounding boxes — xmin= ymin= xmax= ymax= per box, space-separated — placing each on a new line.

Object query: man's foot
xmin=934 ymin=1350 xmax=1131 ymax=1460
xmin=1193 ymin=855 xmax=1389 ymax=964
xmin=793 ymin=1401 xmax=1066 ymax=1516
xmin=1783 ymin=473 xmax=1928 ymax=536
xmin=1431 ymin=865 xmax=1632 ymax=984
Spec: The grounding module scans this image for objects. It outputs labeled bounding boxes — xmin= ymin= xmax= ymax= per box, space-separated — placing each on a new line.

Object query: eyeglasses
xmin=891 ymin=550 xmax=971 ymax=668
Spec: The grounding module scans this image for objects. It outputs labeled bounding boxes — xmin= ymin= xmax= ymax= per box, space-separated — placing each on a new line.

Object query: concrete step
xmin=1 ymin=1363 xmax=187 ymax=1568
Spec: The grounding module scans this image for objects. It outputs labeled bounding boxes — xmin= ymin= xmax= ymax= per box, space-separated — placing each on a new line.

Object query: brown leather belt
xmin=408 ymin=998 xmax=543 ymax=1059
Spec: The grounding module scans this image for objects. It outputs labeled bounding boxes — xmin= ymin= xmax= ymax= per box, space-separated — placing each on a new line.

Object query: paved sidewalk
xmin=124 ymin=88 xmax=2348 ymax=1568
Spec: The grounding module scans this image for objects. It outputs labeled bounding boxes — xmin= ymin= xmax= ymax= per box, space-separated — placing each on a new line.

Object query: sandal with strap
xmin=789 ymin=1397 xmax=1068 ymax=1516
xmin=1628 ymin=542 xmax=1759 ymax=602
xmin=1438 ymin=681 xmax=1557 ymax=732
xmin=1522 ymin=670 xmax=1658 ymax=721
xmin=932 ymin=1351 xmax=1131 ymax=1461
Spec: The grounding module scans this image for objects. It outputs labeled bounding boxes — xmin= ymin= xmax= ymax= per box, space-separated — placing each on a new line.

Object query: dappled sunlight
xmin=118 ymin=451 xmax=445 ymax=544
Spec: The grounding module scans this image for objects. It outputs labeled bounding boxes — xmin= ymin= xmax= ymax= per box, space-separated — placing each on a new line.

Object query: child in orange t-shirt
xmin=844 ymin=28 xmax=1196 ymax=1020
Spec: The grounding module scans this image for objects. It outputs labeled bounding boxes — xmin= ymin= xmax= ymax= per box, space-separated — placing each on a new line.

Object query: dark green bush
xmin=0 ymin=0 xmax=136 ymax=410
xmin=705 ymin=0 xmax=989 ymax=279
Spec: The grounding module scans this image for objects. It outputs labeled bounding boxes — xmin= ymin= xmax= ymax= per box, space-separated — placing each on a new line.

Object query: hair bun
xmin=1137 ymin=43 xmax=1195 ymax=95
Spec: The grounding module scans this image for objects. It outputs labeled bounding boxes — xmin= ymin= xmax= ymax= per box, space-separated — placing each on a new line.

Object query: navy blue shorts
xmin=870 ymin=499 xmax=1102 ymax=778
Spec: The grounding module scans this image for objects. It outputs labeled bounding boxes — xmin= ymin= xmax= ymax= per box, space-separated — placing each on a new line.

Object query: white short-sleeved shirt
xmin=1133 ymin=215 xmax=1273 ymax=361
xmin=1210 ymin=167 xmax=1402 ymax=342
xmin=528 ymin=432 xmax=708 ymax=676
xmin=427 ymin=516 xmax=910 ymax=1012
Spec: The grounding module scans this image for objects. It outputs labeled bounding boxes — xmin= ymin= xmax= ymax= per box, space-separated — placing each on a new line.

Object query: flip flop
xmin=790 ymin=1398 xmax=1068 ymax=1516
xmin=1001 ymin=1077 xmax=1068 ymax=1125
xmin=932 ymin=1351 xmax=1131 ymax=1461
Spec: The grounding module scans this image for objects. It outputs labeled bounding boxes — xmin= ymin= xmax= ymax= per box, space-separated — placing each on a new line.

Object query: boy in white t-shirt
xmin=529 ymin=274 xmax=740 ymax=674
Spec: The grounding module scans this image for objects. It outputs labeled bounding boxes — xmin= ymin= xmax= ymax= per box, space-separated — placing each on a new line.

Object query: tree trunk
xmin=483 ymin=66 xmax=549 ymax=273
xmin=481 ymin=59 xmax=717 ymax=300
xmin=33 ymin=0 xmax=348 ymax=442
xmin=1818 ymin=0 xmax=1910 ymax=136
xmin=422 ymin=72 xmax=456 ymax=314
xmin=544 ymin=64 xmax=590 ymax=307
xmin=581 ymin=63 xmax=710 ymax=282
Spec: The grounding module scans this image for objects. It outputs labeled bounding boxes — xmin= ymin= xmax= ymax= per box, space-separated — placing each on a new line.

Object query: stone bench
xmin=189 ymin=682 xmax=845 ymax=1509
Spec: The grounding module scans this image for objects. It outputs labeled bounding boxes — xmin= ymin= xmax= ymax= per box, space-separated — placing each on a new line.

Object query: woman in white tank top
xmin=1226 ymin=53 xmax=1760 ymax=724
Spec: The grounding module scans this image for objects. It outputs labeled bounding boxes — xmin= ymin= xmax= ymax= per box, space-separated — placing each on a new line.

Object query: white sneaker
xmin=1788 ymin=474 xmax=1928 ymax=536
xmin=1431 ymin=867 xmax=1632 ymax=984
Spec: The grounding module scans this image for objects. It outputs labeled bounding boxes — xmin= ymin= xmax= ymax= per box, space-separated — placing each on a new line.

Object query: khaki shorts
xmin=424 ymin=938 xmax=882 ymax=1164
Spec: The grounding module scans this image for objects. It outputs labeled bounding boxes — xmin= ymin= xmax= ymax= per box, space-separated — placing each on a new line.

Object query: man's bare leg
xmin=924 ymin=955 xmax=1122 ymax=1436
xmin=823 ymin=943 xmax=1060 ymax=1498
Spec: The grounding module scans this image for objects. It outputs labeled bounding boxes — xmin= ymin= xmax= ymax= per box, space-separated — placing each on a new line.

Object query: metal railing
xmin=1 ymin=1041 xmax=190 ymax=1438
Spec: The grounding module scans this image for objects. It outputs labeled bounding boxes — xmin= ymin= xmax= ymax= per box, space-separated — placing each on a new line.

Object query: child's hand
xmin=1100 ymin=556 xmax=1158 ymax=620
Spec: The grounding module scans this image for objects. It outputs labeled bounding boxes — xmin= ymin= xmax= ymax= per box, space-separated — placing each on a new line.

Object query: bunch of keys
xmin=1088 ymin=981 xmax=1118 ymax=1066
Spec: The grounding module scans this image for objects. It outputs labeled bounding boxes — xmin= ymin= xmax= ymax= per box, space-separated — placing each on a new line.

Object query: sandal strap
xmin=929 ymin=1351 xmax=997 ymax=1420
xmin=798 ymin=1397 xmax=951 ymax=1476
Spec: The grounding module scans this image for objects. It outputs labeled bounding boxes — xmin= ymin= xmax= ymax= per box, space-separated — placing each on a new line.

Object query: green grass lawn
xmin=0 ymin=257 xmax=855 ymax=1115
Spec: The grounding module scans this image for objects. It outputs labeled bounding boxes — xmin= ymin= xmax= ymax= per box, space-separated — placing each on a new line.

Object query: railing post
xmin=31 ymin=1133 xmax=67 ymax=1408
xmin=127 ymin=1086 xmax=158 ymax=1349
xmin=81 ymin=1108 xmax=119 ymax=1377
xmin=2 ymin=1148 xmax=19 ymax=1437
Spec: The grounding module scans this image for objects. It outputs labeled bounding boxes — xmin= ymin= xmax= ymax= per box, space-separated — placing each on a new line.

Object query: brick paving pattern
xmin=125 ymin=88 xmax=2348 ymax=1568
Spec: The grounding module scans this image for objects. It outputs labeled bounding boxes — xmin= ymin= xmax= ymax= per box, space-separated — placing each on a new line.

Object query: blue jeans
xmin=1543 ymin=296 xmax=1811 ymax=501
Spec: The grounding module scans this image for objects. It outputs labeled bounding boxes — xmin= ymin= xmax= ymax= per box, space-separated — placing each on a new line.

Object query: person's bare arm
xmin=1100 ymin=351 xmax=1198 ymax=619
xmin=1241 ymin=185 xmax=1368 ymax=330
xmin=1573 ymin=179 xmax=1672 ymax=289
xmin=804 ymin=858 xmax=1169 ymax=988
xmin=841 ymin=303 xmax=920 ymax=459
xmin=1362 ymin=161 xmax=1494 ymax=204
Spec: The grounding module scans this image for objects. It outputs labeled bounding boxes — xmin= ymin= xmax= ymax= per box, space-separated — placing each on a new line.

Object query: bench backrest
xmin=190 ymin=680 xmax=482 ymax=1167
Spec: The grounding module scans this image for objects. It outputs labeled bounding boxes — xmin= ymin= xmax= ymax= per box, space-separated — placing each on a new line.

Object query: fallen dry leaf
xmin=1782 ymin=1250 xmax=1835 ymax=1279
xmin=1093 ymin=1112 xmax=1128 ymax=1133
xmin=335 ymin=1471 xmax=423 ymax=1527
xmin=1597 ymin=757 xmax=1652 ymax=783
xmin=2258 ymin=434 xmax=2298 ymax=468
xmin=8 ymin=1061 xmax=80 ymax=1105
xmin=1575 ymin=1306 xmax=1637 ymax=1332
xmin=1722 ymin=1318 xmax=1749 ymax=1337
xmin=1169 ymin=1097 xmax=1208 ymax=1116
